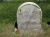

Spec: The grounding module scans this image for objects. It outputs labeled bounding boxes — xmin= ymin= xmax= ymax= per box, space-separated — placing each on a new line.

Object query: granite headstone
xmin=17 ymin=2 xmax=42 ymax=37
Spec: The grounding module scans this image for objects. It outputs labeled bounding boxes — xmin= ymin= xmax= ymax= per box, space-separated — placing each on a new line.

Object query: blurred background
xmin=0 ymin=0 xmax=50 ymax=37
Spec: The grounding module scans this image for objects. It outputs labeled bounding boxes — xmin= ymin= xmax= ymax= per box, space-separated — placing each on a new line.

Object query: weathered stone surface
xmin=17 ymin=2 xmax=42 ymax=37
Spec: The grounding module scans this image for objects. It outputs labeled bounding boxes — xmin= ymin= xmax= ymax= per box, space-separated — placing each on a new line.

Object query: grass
xmin=0 ymin=1 xmax=50 ymax=37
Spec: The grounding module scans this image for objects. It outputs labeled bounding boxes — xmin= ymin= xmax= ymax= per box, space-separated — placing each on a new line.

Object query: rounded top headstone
xmin=17 ymin=2 xmax=42 ymax=37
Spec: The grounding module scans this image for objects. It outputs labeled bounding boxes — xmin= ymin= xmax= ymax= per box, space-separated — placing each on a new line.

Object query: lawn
xmin=0 ymin=1 xmax=50 ymax=37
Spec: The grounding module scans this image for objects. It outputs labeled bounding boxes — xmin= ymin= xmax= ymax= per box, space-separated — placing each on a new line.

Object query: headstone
xmin=17 ymin=2 xmax=43 ymax=37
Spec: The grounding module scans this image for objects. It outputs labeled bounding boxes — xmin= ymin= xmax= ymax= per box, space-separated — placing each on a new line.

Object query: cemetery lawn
xmin=0 ymin=2 xmax=50 ymax=37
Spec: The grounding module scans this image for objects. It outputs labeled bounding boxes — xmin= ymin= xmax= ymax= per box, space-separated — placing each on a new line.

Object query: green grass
xmin=0 ymin=1 xmax=50 ymax=37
